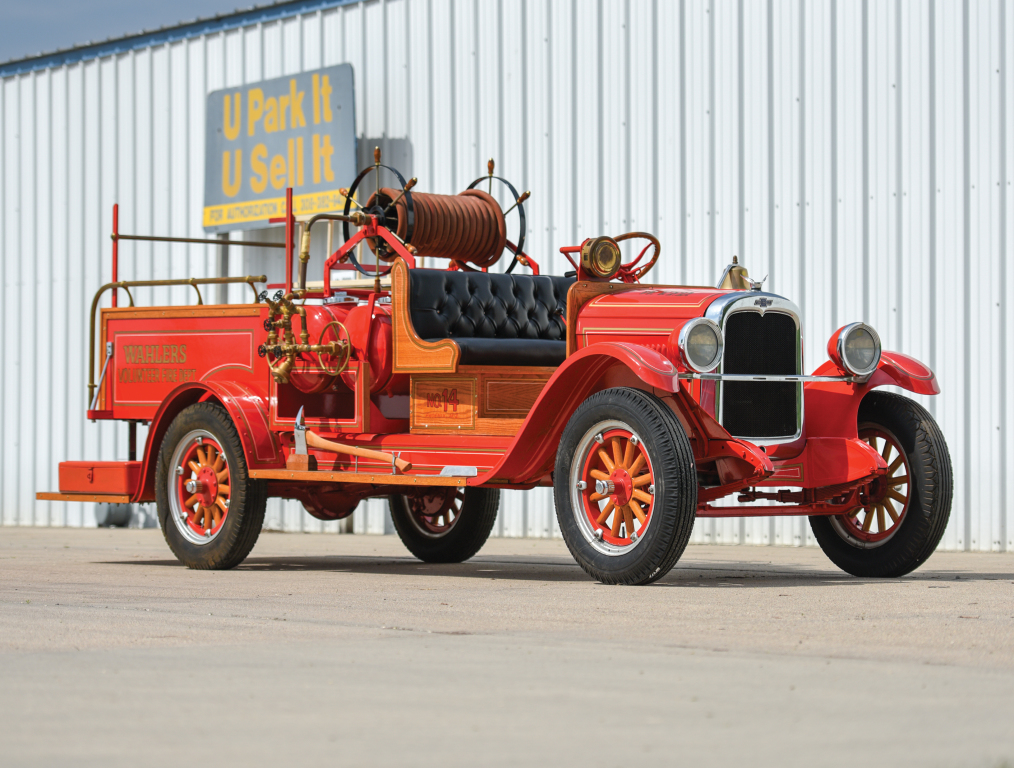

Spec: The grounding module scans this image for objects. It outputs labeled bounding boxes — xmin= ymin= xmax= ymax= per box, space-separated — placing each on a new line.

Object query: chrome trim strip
xmin=679 ymin=373 xmax=854 ymax=383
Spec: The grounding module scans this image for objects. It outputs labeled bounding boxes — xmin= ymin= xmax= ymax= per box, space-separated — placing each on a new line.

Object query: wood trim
xmin=390 ymin=258 xmax=460 ymax=373
xmin=410 ymin=375 xmax=477 ymax=432
xmin=249 ymin=469 xmax=466 ymax=487
xmin=36 ymin=492 xmax=131 ymax=503
xmin=101 ymin=306 xmax=262 ymax=320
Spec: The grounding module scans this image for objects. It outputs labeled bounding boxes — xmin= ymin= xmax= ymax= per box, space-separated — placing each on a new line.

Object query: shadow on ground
xmin=98 ymin=550 xmax=1008 ymax=587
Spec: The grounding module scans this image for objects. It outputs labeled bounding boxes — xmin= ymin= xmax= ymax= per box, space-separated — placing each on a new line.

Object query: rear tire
xmin=809 ymin=392 xmax=952 ymax=577
xmin=389 ymin=487 xmax=499 ymax=563
xmin=155 ymin=402 xmax=267 ymax=570
xmin=554 ymin=387 xmax=697 ymax=585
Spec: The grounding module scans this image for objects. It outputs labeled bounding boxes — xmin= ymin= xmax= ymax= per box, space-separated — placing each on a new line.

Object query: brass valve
xmin=258 ymin=290 xmax=348 ymax=384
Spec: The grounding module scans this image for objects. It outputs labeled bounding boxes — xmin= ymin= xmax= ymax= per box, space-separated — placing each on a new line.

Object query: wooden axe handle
xmin=305 ymin=430 xmax=412 ymax=473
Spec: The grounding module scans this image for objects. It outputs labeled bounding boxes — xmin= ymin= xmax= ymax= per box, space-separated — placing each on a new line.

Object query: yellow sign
xmin=203 ymin=65 xmax=355 ymax=232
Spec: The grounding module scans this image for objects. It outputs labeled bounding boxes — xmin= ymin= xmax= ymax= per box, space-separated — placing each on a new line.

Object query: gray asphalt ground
xmin=1 ymin=528 xmax=1012 ymax=768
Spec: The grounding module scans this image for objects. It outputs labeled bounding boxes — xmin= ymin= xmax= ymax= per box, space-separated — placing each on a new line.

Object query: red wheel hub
xmin=408 ymin=489 xmax=464 ymax=536
xmin=838 ymin=427 xmax=910 ymax=543
xmin=176 ymin=438 xmax=231 ymax=537
xmin=580 ymin=428 xmax=655 ymax=546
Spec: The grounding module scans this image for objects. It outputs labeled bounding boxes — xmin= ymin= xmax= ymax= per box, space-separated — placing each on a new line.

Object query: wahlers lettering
xmin=122 ymin=344 xmax=188 ymax=365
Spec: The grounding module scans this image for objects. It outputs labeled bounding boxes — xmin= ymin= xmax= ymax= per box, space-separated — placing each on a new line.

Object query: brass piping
xmin=87 ymin=275 xmax=267 ymax=407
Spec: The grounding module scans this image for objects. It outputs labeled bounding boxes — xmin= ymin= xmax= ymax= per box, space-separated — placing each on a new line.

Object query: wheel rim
xmin=569 ymin=420 xmax=656 ymax=556
xmin=168 ymin=430 xmax=231 ymax=545
xmin=830 ymin=427 xmax=910 ymax=549
xmin=405 ymin=489 xmax=464 ymax=538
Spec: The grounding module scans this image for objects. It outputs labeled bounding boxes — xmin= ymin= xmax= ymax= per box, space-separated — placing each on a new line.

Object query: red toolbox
xmin=59 ymin=461 xmax=141 ymax=496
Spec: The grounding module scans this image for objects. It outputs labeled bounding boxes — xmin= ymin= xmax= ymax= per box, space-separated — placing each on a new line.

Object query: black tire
xmin=554 ymin=387 xmax=698 ymax=585
xmin=809 ymin=392 xmax=952 ymax=577
xmin=389 ymin=487 xmax=499 ymax=563
xmin=155 ymin=402 xmax=267 ymax=570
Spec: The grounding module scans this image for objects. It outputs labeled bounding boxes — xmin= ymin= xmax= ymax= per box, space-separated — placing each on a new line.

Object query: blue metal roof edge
xmin=0 ymin=0 xmax=361 ymax=79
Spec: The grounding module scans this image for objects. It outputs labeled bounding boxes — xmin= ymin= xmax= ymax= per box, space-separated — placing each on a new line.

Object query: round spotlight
xmin=832 ymin=322 xmax=882 ymax=376
xmin=580 ymin=236 xmax=622 ymax=280
xmin=678 ymin=318 xmax=724 ymax=373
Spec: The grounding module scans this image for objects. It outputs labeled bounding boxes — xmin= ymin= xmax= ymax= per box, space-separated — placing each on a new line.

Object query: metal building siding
xmin=1 ymin=0 xmax=1010 ymax=551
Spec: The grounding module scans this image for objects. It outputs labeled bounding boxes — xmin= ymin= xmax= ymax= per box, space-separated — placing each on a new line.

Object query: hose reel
xmin=341 ymin=150 xmax=530 ymax=274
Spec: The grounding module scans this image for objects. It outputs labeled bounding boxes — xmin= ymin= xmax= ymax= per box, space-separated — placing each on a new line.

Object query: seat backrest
xmin=407 ymin=269 xmax=574 ymax=342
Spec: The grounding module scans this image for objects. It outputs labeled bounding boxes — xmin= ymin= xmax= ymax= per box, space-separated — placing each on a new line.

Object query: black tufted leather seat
xmin=407 ymin=269 xmax=575 ymax=366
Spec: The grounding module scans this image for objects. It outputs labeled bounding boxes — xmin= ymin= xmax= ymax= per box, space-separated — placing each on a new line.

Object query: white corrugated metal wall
xmin=1 ymin=0 xmax=1010 ymax=551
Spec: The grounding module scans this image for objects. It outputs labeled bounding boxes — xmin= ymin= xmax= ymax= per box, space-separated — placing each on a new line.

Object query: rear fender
xmin=133 ymin=381 xmax=281 ymax=503
xmin=805 ymin=351 xmax=939 ymax=440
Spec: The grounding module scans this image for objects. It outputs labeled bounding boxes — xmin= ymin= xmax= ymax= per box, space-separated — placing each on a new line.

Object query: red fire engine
xmin=40 ymin=151 xmax=952 ymax=585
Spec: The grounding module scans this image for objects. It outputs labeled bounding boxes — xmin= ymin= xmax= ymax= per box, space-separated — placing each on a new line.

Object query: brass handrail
xmin=87 ymin=275 xmax=268 ymax=407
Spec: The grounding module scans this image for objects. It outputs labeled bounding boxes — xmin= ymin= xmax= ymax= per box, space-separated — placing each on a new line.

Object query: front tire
xmin=389 ymin=487 xmax=499 ymax=563
xmin=554 ymin=387 xmax=698 ymax=585
xmin=155 ymin=402 xmax=267 ymax=570
xmin=809 ymin=392 xmax=952 ymax=577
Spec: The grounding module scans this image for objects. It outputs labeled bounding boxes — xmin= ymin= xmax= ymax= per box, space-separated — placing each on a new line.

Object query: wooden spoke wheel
xmin=809 ymin=392 xmax=952 ymax=578
xmin=575 ymin=425 xmax=656 ymax=552
xmin=389 ymin=488 xmax=500 ymax=563
xmin=831 ymin=428 xmax=910 ymax=547
xmin=170 ymin=431 xmax=231 ymax=544
xmin=554 ymin=387 xmax=697 ymax=585
xmin=406 ymin=489 xmax=465 ymax=537
xmin=155 ymin=403 xmax=266 ymax=570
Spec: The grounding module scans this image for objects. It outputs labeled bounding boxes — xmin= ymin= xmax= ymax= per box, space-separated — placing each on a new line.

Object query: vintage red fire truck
xmin=40 ymin=152 xmax=952 ymax=585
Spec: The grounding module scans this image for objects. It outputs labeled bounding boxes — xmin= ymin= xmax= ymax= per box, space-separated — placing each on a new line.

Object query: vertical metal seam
xmin=928 ymin=0 xmax=937 ymax=393
xmin=895 ymin=0 xmax=903 ymax=348
xmin=473 ymin=0 xmax=479 ymax=178
xmin=679 ymin=0 xmax=687 ymax=283
xmin=47 ymin=69 xmax=55 ymax=524
xmin=450 ymin=0 xmax=457 ymax=186
xmin=521 ymin=0 xmax=528 ymax=235
xmin=427 ymin=0 xmax=435 ymax=188
xmin=831 ymin=0 xmax=838 ymax=328
xmin=999 ymin=0 xmax=1008 ymax=550
xmin=497 ymin=0 xmax=504 ymax=187
xmin=798 ymin=0 xmax=806 ymax=322
xmin=708 ymin=0 xmax=715 ymax=266
xmin=597 ymin=0 xmax=603 ymax=232
xmin=737 ymin=0 xmax=744 ymax=262
xmin=767 ymin=0 xmax=774 ymax=293
xmin=797 ymin=0 xmax=806 ymax=547
xmin=546 ymin=0 xmax=554 ymax=273
xmin=624 ymin=0 xmax=631 ymax=232
xmin=861 ymin=0 xmax=869 ymax=322
xmin=962 ymin=0 xmax=971 ymax=550
xmin=652 ymin=0 xmax=659 ymax=239
xmin=571 ymin=0 xmax=577 ymax=244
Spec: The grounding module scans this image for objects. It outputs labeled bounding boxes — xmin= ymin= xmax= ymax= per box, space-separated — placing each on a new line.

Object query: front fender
xmin=805 ymin=351 xmax=938 ymax=440
xmin=132 ymin=381 xmax=281 ymax=503
xmin=471 ymin=343 xmax=680 ymax=485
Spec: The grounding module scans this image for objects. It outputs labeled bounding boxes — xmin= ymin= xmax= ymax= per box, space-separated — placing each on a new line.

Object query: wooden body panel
xmin=409 ymin=366 xmax=555 ymax=436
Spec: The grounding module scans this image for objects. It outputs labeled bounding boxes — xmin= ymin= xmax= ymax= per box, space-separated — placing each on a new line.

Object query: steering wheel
xmin=613 ymin=232 xmax=661 ymax=283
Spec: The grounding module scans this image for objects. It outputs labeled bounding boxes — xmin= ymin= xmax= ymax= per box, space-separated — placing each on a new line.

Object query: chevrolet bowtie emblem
xmin=754 ymin=297 xmax=774 ymax=308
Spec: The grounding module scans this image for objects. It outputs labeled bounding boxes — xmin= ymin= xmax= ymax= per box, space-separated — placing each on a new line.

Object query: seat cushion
xmin=408 ymin=269 xmax=574 ymax=367
xmin=452 ymin=338 xmax=567 ymax=366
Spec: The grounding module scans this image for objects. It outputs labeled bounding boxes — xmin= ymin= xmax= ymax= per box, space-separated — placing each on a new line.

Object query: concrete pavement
xmin=1 ymin=527 xmax=1012 ymax=767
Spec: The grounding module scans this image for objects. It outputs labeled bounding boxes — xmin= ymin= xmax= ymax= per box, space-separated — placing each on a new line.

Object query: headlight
xmin=580 ymin=236 xmax=622 ymax=280
xmin=833 ymin=322 xmax=881 ymax=376
xmin=678 ymin=318 xmax=724 ymax=373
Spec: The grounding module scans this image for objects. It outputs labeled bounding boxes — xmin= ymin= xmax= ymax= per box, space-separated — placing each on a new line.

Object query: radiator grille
xmin=721 ymin=311 xmax=800 ymax=440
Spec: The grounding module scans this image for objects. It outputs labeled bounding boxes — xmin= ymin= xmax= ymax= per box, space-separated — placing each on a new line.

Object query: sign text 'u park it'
xmin=203 ymin=64 xmax=356 ymax=232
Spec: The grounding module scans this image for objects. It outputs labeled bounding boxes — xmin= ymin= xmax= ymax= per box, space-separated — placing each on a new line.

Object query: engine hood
xmin=573 ymin=285 xmax=733 ymax=350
